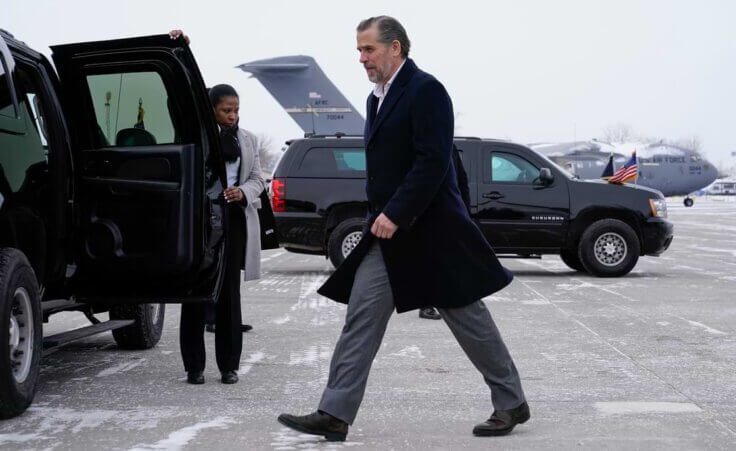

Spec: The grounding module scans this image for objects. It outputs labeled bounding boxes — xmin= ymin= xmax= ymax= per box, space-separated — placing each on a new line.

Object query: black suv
xmin=0 ymin=31 xmax=273 ymax=418
xmin=270 ymin=134 xmax=673 ymax=274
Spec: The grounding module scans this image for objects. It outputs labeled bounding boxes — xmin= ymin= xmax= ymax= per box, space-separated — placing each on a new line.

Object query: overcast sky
xmin=5 ymin=0 xmax=735 ymax=165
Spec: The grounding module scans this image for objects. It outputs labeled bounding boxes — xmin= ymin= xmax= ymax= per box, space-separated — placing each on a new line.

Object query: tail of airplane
xmin=237 ymin=55 xmax=365 ymax=135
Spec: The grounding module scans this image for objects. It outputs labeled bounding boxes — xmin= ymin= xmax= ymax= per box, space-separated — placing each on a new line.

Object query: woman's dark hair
xmin=208 ymin=84 xmax=239 ymax=107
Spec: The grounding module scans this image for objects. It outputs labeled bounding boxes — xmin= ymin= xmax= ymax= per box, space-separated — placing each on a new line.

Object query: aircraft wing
xmin=237 ymin=55 xmax=365 ymax=135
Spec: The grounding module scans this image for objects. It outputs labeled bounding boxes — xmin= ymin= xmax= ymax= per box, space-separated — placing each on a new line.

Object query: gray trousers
xmin=319 ymin=242 xmax=526 ymax=424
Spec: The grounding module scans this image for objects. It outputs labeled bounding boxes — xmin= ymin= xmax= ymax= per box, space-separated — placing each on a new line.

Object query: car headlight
xmin=649 ymin=198 xmax=667 ymax=218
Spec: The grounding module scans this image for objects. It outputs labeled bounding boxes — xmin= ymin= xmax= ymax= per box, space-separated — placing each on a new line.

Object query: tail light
xmin=271 ymin=178 xmax=286 ymax=212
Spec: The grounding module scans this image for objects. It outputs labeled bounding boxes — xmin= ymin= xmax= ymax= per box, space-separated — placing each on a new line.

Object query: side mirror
xmin=538 ymin=168 xmax=554 ymax=185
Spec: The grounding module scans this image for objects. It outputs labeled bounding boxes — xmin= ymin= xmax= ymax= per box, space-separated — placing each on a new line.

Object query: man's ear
xmin=392 ymin=40 xmax=402 ymax=57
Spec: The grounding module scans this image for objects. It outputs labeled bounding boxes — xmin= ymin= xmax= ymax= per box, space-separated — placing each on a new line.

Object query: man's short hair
xmin=357 ymin=16 xmax=411 ymax=59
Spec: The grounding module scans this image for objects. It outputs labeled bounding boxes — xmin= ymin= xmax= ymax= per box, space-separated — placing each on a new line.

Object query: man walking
xmin=278 ymin=16 xmax=529 ymax=441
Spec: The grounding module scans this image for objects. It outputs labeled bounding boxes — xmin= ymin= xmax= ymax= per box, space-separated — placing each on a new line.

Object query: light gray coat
xmin=235 ymin=128 xmax=265 ymax=281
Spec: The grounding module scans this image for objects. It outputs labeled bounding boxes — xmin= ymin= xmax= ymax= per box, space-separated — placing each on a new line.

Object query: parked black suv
xmin=0 ymin=31 xmax=273 ymax=418
xmin=270 ymin=134 xmax=673 ymax=274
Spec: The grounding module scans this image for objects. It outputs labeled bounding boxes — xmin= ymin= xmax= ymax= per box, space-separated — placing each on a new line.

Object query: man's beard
xmin=367 ymin=61 xmax=391 ymax=83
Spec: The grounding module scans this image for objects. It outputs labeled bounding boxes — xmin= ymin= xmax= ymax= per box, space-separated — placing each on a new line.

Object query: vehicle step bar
xmin=496 ymin=254 xmax=543 ymax=259
xmin=42 ymin=299 xmax=85 ymax=315
xmin=43 ymin=320 xmax=134 ymax=354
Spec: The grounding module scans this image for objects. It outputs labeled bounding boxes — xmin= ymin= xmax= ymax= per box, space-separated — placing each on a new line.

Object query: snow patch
xmin=389 ymin=345 xmax=425 ymax=359
xmin=273 ymin=315 xmax=291 ymax=325
xmin=239 ymin=352 xmax=266 ymax=375
xmin=97 ymin=358 xmax=146 ymax=377
xmin=130 ymin=416 xmax=234 ymax=451
xmin=595 ymin=402 xmax=701 ymax=415
xmin=522 ymin=300 xmax=551 ymax=305
xmin=0 ymin=433 xmax=46 ymax=445
xmin=288 ymin=345 xmax=333 ymax=366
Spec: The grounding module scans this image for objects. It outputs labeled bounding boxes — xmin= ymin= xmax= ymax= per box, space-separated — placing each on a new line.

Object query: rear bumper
xmin=274 ymin=212 xmax=326 ymax=251
xmin=641 ymin=217 xmax=673 ymax=256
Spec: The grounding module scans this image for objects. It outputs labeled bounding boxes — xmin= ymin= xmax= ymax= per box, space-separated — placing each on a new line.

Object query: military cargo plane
xmin=530 ymin=141 xmax=719 ymax=206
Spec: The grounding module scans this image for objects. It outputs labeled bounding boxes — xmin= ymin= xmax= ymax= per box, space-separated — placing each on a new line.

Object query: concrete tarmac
xmin=1 ymin=197 xmax=735 ymax=450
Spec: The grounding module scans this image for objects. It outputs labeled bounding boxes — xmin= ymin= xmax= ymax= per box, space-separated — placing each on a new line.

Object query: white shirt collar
xmin=372 ymin=59 xmax=406 ymax=102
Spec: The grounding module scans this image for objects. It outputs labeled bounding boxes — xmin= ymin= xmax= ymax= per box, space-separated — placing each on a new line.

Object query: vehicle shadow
xmin=511 ymin=270 xmax=666 ymax=278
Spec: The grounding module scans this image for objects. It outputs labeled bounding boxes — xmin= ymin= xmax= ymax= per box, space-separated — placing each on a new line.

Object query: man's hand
xmin=168 ymin=29 xmax=190 ymax=44
xmin=224 ymin=187 xmax=245 ymax=204
xmin=371 ymin=213 xmax=398 ymax=239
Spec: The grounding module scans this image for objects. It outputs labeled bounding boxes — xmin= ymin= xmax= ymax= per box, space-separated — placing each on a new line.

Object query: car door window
xmin=491 ymin=152 xmax=539 ymax=183
xmin=85 ymin=71 xmax=178 ymax=147
xmin=0 ymin=63 xmax=47 ymax=194
xmin=0 ymin=53 xmax=16 ymax=118
xmin=297 ymin=147 xmax=366 ymax=178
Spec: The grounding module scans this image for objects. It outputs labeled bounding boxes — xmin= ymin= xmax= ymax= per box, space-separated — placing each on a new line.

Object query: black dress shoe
xmin=206 ymin=324 xmax=252 ymax=333
xmin=419 ymin=307 xmax=442 ymax=320
xmin=221 ymin=370 xmax=239 ymax=384
xmin=277 ymin=410 xmax=348 ymax=442
xmin=187 ymin=371 xmax=204 ymax=384
xmin=473 ymin=401 xmax=530 ymax=436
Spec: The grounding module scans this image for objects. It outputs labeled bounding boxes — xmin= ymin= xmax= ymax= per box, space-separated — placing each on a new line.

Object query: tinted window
xmin=25 ymin=93 xmax=47 ymax=147
xmin=0 ymin=53 xmax=16 ymax=118
xmin=297 ymin=147 xmax=366 ymax=177
xmin=491 ymin=152 xmax=539 ymax=183
xmin=86 ymin=71 xmax=177 ymax=147
xmin=0 ymin=65 xmax=46 ymax=194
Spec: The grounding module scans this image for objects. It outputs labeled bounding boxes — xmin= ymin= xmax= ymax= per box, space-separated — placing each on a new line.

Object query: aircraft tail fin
xmin=237 ymin=55 xmax=365 ymax=135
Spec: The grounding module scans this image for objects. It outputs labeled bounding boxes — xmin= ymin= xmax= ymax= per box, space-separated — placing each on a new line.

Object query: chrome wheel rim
xmin=9 ymin=287 xmax=33 ymax=383
xmin=594 ymin=232 xmax=627 ymax=267
xmin=341 ymin=231 xmax=363 ymax=258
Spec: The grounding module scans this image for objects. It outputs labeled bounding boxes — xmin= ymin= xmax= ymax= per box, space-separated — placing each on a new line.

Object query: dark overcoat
xmin=317 ymin=59 xmax=513 ymax=313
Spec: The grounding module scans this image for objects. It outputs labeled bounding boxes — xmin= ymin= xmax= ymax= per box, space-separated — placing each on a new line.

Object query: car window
xmin=0 ymin=67 xmax=46 ymax=194
xmin=25 ymin=93 xmax=47 ymax=147
xmin=0 ymin=53 xmax=16 ymax=118
xmin=491 ymin=152 xmax=540 ymax=183
xmin=85 ymin=71 xmax=177 ymax=147
xmin=297 ymin=147 xmax=366 ymax=178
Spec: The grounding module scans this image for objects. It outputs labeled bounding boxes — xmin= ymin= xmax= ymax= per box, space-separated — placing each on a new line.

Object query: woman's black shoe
xmin=187 ymin=371 xmax=204 ymax=384
xmin=205 ymin=323 xmax=252 ymax=333
xmin=221 ymin=370 xmax=239 ymax=384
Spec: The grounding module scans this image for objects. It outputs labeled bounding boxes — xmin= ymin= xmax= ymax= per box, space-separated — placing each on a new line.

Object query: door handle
xmin=482 ymin=191 xmax=504 ymax=200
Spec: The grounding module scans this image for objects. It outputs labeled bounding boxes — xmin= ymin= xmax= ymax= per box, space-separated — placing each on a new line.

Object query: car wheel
xmin=684 ymin=197 xmax=694 ymax=207
xmin=0 ymin=248 xmax=42 ymax=419
xmin=559 ymin=249 xmax=585 ymax=272
xmin=578 ymin=219 xmax=640 ymax=277
xmin=328 ymin=217 xmax=366 ymax=268
xmin=110 ymin=303 xmax=165 ymax=350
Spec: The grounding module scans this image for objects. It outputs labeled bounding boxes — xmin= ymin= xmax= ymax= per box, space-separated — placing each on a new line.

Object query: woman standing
xmin=179 ymin=82 xmax=266 ymax=385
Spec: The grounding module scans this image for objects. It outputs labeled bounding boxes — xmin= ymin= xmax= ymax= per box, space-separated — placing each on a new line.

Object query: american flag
xmin=609 ymin=151 xmax=638 ymax=184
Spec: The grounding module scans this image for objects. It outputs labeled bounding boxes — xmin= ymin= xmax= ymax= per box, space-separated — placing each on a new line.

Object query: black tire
xmin=559 ymin=249 xmax=585 ymax=272
xmin=109 ymin=303 xmax=165 ymax=350
xmin=327 ymin=217 xmax=366 ymax=268
xmin=578 ymin=219 xmax=640 ymax=277
xmin=0 ymin=248 xmax=42 ymax=419
xmin=684 ymin=197 xmax=694 ymax=207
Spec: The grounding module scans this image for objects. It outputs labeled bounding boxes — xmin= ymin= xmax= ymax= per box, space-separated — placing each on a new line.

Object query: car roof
xmin=286 ymin=133 xmax=517 ymax=146
xmin=0 ymin=29 xmax=42 ymax=59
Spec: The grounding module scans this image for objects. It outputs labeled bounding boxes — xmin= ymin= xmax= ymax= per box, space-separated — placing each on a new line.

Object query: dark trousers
xmin=180 ymin=204 xmax=245 ymax=373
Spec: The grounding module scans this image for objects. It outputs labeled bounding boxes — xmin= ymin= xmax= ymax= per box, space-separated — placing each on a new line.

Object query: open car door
xmin=51 ymin=35 xmax=226 ymax=303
